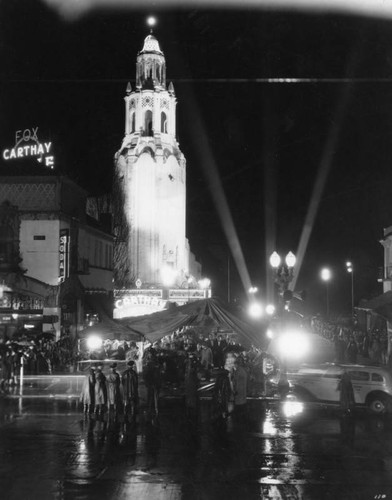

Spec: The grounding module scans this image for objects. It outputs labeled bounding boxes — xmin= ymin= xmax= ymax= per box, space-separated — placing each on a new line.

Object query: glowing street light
xmin=248 ymin=302 xmax=263 ymax=319
xmin=198 ymin=278 xmax=211 ymax=289
xmin=269 ymin=251 xmax=281 ymax=269
xmin=276 ymin=329 xmax=311 ymax=360
xmin=161 ymin=266 xmax=177 ymax=287
xmin=249 ymin=286 xmax=258 ymax=294
xmin=266 ymin=328 xmax=274 ymax=339
xmin=285 ymin=251 xmax=296 ymax=268
xmin=320 ymin=267 xmax=332 ymax=318
xmin=86 ymin=335 xmax=102 ymax=351
xmin=265 ymin=304 xmax=276 ymax=316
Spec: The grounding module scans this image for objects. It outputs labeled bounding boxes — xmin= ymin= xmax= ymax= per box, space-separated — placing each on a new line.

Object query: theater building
xmin=113 ymin=32 xmax=210 ymax=318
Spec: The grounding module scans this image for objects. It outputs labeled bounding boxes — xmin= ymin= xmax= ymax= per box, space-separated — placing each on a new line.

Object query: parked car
xmin=288 ymin=363 xmax=392 ymax=414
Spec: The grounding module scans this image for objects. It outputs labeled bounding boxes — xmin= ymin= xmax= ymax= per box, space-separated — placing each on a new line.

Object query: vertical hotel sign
xmin=59 ymin=229 xmax=70 ymax=283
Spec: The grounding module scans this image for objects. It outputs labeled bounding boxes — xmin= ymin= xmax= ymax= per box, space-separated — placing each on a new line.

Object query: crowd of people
xmin=80 ymin=361 xmax=139 ymax=421
xmin=0 ymin=332 xmax=79 ymax=392
xmin=311 ymin=316 xmax=390 ymax=366
xmin=138 ymin=327 xmax=278 ymax=399
xmin=79 ymin=340 xmax=276 ymax=425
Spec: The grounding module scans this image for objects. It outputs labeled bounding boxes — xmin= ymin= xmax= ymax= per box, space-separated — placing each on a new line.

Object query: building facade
xmin=381 ymin=225 xmax=392 ymax=293
xmin=113 ymin=33 xmax=209 ymax=317
xmin=0 ymin=174 xmax=113 ymax=340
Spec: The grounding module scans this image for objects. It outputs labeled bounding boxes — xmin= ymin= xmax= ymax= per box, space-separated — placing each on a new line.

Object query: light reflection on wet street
xmin=1 ymin=397 xmax=392 ymax=499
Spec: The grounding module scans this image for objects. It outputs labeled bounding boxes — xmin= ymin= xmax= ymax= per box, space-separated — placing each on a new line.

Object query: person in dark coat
xmin=338 ymin=370 xmax=355 ymax=415
xmin=213 ymin=335 xmax=227 ymax=369
xmin=80 ymin=366 xmax=96 ymax=414
xmin=334 ymin=333 xmax=346 ymax=363
xmin=122 ymin=360 xmax=139 ymax=421
xmin=94 ymin=363 xmax=107 ymax=416
xmin=212 ymin=367 xmax=232 ymax=420
xmin=345 ymin=336 xmax=358 ymax=364
xmin=233 ymin=357 xmax=248 ymax=421
xmin=184 ymin=354 xmax=199 ymax=420
xmin=143 ymin=348 xmax=162 ymax=417
xmin=107 ymin=363 xmax=122 ymax=414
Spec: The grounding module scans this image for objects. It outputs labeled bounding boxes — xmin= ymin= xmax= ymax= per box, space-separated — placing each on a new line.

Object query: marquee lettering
xmin=115 ymin=295 xmax=167 ymax=309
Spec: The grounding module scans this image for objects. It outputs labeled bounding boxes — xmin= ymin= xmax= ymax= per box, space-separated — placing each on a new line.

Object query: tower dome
xmin=140 ymin=34 xmax=163 ymax=55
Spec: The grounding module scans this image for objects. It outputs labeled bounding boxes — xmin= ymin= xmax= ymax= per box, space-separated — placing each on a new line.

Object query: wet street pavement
xmin=1 ymin=394 xmax=392 ymax=500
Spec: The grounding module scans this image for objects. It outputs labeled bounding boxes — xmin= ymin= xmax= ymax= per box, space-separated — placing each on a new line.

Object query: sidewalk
xmin=2 ymin=374 xmax=206 ymax=401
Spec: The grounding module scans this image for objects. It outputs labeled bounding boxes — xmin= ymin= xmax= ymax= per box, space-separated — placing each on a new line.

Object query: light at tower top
xmin=147 ymin=16 xmax=157 ymax=28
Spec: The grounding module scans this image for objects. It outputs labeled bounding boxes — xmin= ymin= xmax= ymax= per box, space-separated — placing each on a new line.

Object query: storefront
xmin=0 ymin=274 xmax=59 ymax=341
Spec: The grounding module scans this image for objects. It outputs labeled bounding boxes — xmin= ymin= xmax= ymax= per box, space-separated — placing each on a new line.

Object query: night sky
xmin=2 ymin=1 xmax=392 ymax=315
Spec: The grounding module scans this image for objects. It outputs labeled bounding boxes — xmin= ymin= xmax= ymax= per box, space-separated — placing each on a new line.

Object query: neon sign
xmin=2 ymin=127 xmax=55 ymax=169
xmin=59 ymin=229 xmax=70 ymax=283
xmin=113 ymin=289 xmax=166 ymax=318
xmin=115 ymin=295 xmax=167 ymax=309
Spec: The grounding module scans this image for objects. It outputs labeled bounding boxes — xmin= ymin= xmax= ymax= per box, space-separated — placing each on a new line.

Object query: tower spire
xmin=136 ymin=28 xmax=166 ymax=91
xmin=147 ymin=16 xmax=157 ymax=34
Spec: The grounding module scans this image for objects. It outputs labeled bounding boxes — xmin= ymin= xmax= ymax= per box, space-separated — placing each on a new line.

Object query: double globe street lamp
xmin=269 ymin=251 xmax=297 ymax=308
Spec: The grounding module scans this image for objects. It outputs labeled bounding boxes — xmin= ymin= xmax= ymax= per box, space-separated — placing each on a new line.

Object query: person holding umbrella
xmin=122 ymin=360 xmax=139 ymax=422
xmin=107 ymin=362 xmax=122 ymax=416
xmin=94 ymin=363 xmax=107 ymax=417
xmin=80 ymin=364 xmax=96 ymax=415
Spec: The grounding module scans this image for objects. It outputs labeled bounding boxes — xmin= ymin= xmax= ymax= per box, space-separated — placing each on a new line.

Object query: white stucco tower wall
xmin=114 ymin=33 xmax=191 ymax=288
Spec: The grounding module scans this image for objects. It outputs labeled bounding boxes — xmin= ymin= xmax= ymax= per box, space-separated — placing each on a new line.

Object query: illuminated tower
xmin=114 ymin=33 xmax=193 ymax=289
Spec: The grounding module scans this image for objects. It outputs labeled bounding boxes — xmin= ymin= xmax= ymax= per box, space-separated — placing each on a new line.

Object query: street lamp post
xmin=346 ymin=261 xmax=354 ymax=319
xmin=269 ymin=251 xmax=296 ymax=311
xmin=269 ymin=251 xmax=296 ymax=397
xmin=320 ymin=268 xmax=331 ymax=318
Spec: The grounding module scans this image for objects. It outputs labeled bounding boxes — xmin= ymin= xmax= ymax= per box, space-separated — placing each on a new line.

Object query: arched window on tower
xmin=144 ymin=110 xmax=153 ymax=137
xmin=130 ymin=112 xmax=136 ymax=133
xmin=161 ymin=112 xmax=168 ymax=134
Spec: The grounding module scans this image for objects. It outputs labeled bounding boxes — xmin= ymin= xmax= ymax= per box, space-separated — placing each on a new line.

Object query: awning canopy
xmin=79 ymin=293 xmax=142 ymax=341
xmin=357 ymin=291 xmax=392 ymax=322
xmin=118 ymin=298 xmax=266 ymax=348
xmin=79 ymin=319 xmax=142 ymax=341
